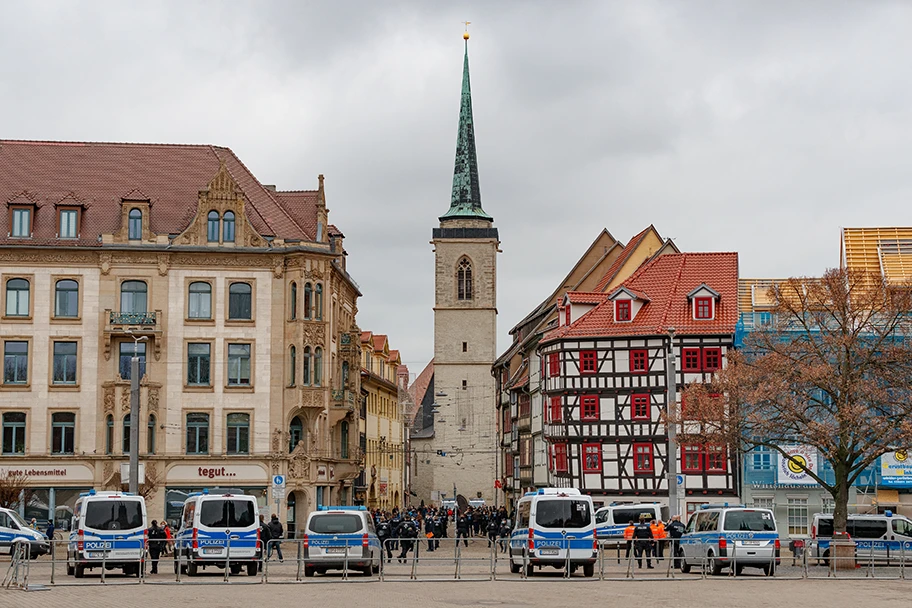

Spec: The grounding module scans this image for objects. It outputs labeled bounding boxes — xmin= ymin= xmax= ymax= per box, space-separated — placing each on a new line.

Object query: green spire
xmin=440 ymin=39 xmax=492 ymax=222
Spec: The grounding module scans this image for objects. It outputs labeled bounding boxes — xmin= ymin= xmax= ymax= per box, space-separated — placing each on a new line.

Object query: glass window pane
xmin=60 ymin=210 xmax=78 ymax=238
xmin=223 ymin=211 xmax=235 ymax=242
xmin=120 ymin=281 xmax=148 ymax=313
xmin=188 ymin=282 xmax=211 ymax=319
xmin=187 ymin=343 xmax=211 ymax=385
xmin=228 ymin=344 xmax=251 ymax=385
xmin=55 ymin=280 xmax=79 ymax=317
xmin=4 ymin=341 xmax=28 ymax=384
xmin=119 ymin=342 xmax=146 ymax=380
xmin=12 ymin=209 xmax=31 ymax=237
xmin=207 ymin=211 xmax=220 ymax=242
xmin=6 ymin=278 xmax=29 ymax=316
xmin=228 ymin=283 xmax=252 ymax=320
xmin=53 ymin=341 xmax=78 ymax=384
xmin=128 ymin=208 xmax=142 ymax=240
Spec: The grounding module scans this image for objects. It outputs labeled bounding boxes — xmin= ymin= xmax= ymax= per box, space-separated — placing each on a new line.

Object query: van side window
xmin=685 ymin=515 xmax=698 ymax=533
xmin=894 ymin=519 xmax=912 ymax=537
xmin=595 ymin=511 xmax=609 ymax=524
xmin=0 ymin=512 xmax=10 ymax=528
xmin=698 ymin=511 xmax=719 ymax=532
xmin=518 ymin=502 xmax=531 ymax=528
xmin=852 ymin=519 xmax=887 ymax=539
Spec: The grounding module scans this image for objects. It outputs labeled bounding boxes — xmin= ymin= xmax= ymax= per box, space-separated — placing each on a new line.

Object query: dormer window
xmin=616 ymin=299 xmax=631 ymax=322
xmin=128 ymin=208 xmax=142 ymax=240
xmin=10 ymin=207 xmax=31 ymax=238
xmin=59 ymin=209 xmax=78 ymax=239
xmin=695 ymin=297 xmax=712 ymax=319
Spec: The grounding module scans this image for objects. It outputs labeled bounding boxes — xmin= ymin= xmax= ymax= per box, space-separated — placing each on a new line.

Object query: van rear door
xmin=197 ymin=498 xmax=258 ymax=558
xmin=82 ymin=498 xmax=145 ymax=560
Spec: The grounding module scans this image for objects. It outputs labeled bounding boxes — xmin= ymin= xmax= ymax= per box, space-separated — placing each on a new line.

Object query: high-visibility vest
xmin=651 ymin=523 xmax=667 ymax=539
xmin=624 ymin=525 xmax=635 ymax=540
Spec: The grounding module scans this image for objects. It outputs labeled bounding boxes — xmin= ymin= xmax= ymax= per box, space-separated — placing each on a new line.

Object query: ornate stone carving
xmin=272 ymin=256 xmax=284 ymax=279
xmin=147 ymin=386 xmax=159 ymax=414
xmin=99 ymin=253 xmax=112 ymax=275
xmin=120 ymin=387 xmax=130 ymax=413
xmin=157 ymin=254 xmax=169 ymax=276
xmin=103 ymin=384 xmax=116 ymax=415
xmin=102 ymin=461 xmax=114 ymax=485
xmin=301 ymin=322 xmax=325 ymax=347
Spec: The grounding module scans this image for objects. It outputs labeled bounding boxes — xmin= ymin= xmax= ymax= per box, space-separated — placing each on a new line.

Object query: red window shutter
xmin=682 ymin=348 xmax=701 ymax=372
xmin=548 ymin=353 xmax=560 ymax=376
xmin=550 ymin=396 xmax=562 ymax=423
xmin=582 ymin=443 xmax=602 ymax=473
xmin=616 ymin=300 xmax=631 ymax=322
xmin=703 ymin=348 xmax=722 ymax=371
xmin=629 ymin=349 xmax=648 ymax=374
xmin=565 ymin=307 xmax=571 ymax=326
xmin=580 ymin=350 xmax=597 ymax=374
xmin=555 ymin=444 xmax=568 ymax=472
xmin=581 ymin=395 xmax=599 ymax=420
xmin=631 ymin=394 xmax=650 ymax=420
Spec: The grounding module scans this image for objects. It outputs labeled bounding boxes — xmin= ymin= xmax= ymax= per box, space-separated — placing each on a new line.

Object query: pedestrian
xmin=633 ymin=516 xmax=654 ymax=569
xmin=623 ymin=520 xmax=635 ymax=561
xmin=424 ymin=515 xmax=436 ymax=552
xmin=456 ymin=513 xmax=469 ymax=547
xmin=29 ymin=517 xmax=38 ymax=531
xmin=147 ymin=520 xmax=166 ymax=574
xmin=258 ymin=514 xmax=272 ymax=572
xmin=498 ymin=519 xmax=511 ymax=554
xmin=377 ymin=517 xmax=393 ymax=562
xmin=650 ymin=519 xmax=666 ymax=559
xmin=665 ymin=515 xmax=685 ymax=568
xmin=45 ymin=519 xmax=55 ymax=542
xmin=487 ymin=517 xmax=499 ymax=548
xmin=397 ymin=517 xmax=417 ymax=562
xmin=163 ymin=522 xmax=173 ymax=557
xmin=267 ymin=514 xmax=285 ymax=563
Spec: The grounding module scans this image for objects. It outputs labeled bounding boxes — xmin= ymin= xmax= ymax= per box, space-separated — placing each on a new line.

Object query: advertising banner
xmin=776 ymin=445 xmax=818 ymax=485
xmin=881 ymin=451 xmax=912 ymax=488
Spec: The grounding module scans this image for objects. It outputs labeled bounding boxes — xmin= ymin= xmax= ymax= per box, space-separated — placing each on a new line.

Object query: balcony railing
xmin=110 ymin=311 xmax=157 ymax=325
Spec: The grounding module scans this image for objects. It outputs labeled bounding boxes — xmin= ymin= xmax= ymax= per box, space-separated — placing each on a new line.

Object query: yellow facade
xmin=358 ymin=333 xmax=406 ymax=510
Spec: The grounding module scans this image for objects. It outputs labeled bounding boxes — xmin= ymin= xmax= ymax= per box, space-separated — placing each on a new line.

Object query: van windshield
xmin=723 ymin=510 xmax=776 ymax=532
xmin=199 ymin=500 xmax=256 ymax=528
xmin=535 ymin=500 xmax=591 ymax=529
xmin=613 ymin=508 xmax=656 ymax=526
xmin=84 ymin=500 xmax=143 ymax=531
xmin=309 ymin=514 xmax=362 ymax=534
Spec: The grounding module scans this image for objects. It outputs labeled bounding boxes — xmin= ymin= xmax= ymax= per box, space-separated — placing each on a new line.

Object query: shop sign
xmin=0 ymin=464 xmax=94 ymax=483
xmin=776 ymin=445 xmax=818 ymax=485
xmin=881 ymin=451 xmax=912 ymax=488
xmin=168 ymin=464 xmax=267 ymax=483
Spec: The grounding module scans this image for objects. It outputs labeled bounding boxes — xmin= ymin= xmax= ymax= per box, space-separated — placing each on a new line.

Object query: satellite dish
xmin=456 ymin=494 xmax=469 ymax=515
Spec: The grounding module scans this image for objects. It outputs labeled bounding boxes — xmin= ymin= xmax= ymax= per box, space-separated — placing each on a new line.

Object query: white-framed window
xmin=787 ymin=497 xmax=808 ymax=536
xmin=752 ymin=496 xmax=774 ymax=510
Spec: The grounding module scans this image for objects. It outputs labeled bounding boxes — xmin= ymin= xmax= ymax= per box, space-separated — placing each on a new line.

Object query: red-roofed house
xmin=0 ymin=139 xmax=363 ymax=530
xmin=539 ymin=252 xmax=740 ymax=508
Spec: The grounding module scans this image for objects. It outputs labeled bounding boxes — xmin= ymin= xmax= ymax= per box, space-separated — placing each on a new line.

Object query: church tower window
xmin=457 ymin=257 xmax=473 ymax=300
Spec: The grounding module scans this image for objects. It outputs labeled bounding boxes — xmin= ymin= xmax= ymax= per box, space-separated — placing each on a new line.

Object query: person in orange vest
xmin=650 ymin=519 xmax=667 ymax=559
xmin=623 ymin=520 xmax=635 ymax=560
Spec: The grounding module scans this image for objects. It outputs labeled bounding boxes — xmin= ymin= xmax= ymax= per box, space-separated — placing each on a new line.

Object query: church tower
xmin=430 ymin=31 xmax=500 ymax=503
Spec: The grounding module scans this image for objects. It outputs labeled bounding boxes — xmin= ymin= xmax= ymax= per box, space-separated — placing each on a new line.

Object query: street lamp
xmin=666 ymin=327 xmax=679 ymax=519
xmin=125 ymin=330 xmax=148 ymax=495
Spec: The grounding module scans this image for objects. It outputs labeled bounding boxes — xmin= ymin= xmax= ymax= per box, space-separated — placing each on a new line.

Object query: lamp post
xmin=126 ymin=331 xmax=148 ymax=495
xmin=666 ymin=327 xmax=679 ymax=519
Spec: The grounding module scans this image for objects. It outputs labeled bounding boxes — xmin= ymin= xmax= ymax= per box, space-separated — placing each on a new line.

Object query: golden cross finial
xmin=462 ymin=21 xmax=471 ymax=40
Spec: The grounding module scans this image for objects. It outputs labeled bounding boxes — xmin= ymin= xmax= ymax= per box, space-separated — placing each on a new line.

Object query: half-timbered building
xmin=539 ymin=252 xmax=740 ymax=513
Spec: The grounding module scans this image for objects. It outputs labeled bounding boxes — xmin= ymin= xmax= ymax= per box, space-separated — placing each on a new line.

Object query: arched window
xmin=302 ymin=347 xmax=312 ymax=386
xmin=315 ymin=284 xmax=324 ymax=320
xmin=55 ymin=279 xmax=79 ymax=317
xmin=228 ymin=282 xmax=252 ymax=320
xmin=5 ymin=278 xmax=29 ymax=317
xmin=122 ymin=414 xmax=131 ymax=454
xmin=188 ymin=281 xmax=212 ymax=319
xmin=223 ymin=211 xmax=236 ymax=242
xmin=290 ymin=282 xmax=297 ymax=320
xmin=148 ymin=414 xmax=156 ymax=455
xmin=207 ymin=210 xmax=220 ymax=242
xmin=120 ymin=280 xmax=148 ymax=314
xmin=289 ymin=346 xmax=296 ymax=386
xmin=128 ymin=208 xmax=142 ymax=240
xmin=105 ymin=415 xmax=114 ymax=455
xmin=303 ymin=283 xmax=312 ymax=319
xmin=313 ymin=347 xmax=323 ymax=387
xmin=340 ymin=421 xmax=349 ymax=459
xmin=457 ymin=257 xmax=473 ymax=300
xmin=289 ymin=416 xmax=304 ymax=452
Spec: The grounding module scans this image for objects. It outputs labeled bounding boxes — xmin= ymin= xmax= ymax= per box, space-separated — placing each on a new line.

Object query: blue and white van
xmin=0 ymin=507 xmax=49 ymax=558
xmin=302 ymin=506 xmax=381 ymax=577
xmin=679 ymin=504 xmax=780 ymax=576
xmin=174 ymin=489 xmax=260 ymax=577
xmin=509 ymin=488 xmax=597 ymax=577
xmin=66 ymin=490 xmax=147 ymax=578
xmin=594 ymin=502 xmax=668 ymax=548
xmin=811 ymin=512 xmax=912 ymax=564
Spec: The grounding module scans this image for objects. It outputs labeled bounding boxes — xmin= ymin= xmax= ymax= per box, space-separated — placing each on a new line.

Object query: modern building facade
xmin=358 ymin=331 xmax=406 ymax=511
xmin=410 ymin=36 xmax=500 ymax=505
xmin=538 ymin=252 xmax=740 ymax=515
xmin=0 ymin=140 xmax=362 ymax=536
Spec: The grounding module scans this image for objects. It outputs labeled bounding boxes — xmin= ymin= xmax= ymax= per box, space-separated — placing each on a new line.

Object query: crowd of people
xmin=623 ymin=514 xmax=686 ymax=569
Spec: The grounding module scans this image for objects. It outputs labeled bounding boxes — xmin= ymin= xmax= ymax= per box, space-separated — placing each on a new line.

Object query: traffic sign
xmin=676 ymin=474 xmax=685 ymax=487
xmin=272 ymin=487 xmax=286 ymax=501
xmin=273 ymin=475 xmax=286 ymax=488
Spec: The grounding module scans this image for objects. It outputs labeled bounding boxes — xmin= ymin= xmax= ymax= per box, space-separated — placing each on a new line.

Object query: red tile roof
xmin=565 ymin=292 xmax=609 ymax=305
xmin=275 ymin=190 xmax=319 ymax=241
xmin=407 ymin=359 xmax=434 ymax=425
xmin=544 ymin=252 xmax=739 ymax=340
xmin=372 ymin=334 xmax=388 ymax=353
xmin=361 ymin=331 xmax=373 ymax=344
xmin=0 ymin=139 xmax=322 ymax=244
xmin=592 ymin=225 xmax=657 ymax=292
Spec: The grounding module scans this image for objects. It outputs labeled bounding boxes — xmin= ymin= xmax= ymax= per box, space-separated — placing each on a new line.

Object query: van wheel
xmin=230 ymin=564 xmax=242 ymax=575
xmin=709 ymin=553 xmax=723 ymax=576
xmin=74 ymin=564 xmax=85 ymax=579
xmin=304 ymin=565 xmax=315 ymax=577
xmin=525 ymin=563 xmax=534 ymax=578
xmin=510 ymin=560 xmax=520 ymax=574
xmin=247 ymin=562 xmax=258 ymax=577
xmin=187 ymin=561 xmax=198 ymax=576
xmin=67 ymin=562 xmax=75 ymax=576
xmin=735 ymin=564 xmax=745 ymax=576
xmin=763 ymin=562 xmax=775 ymax=576
xmin=583 ymin=564 xmax=594 ymax=578
xmin=372 ymin=562 xmax=380 ymax=574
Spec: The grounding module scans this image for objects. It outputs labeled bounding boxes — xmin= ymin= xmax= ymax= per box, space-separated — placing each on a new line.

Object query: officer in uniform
xmin=377 ymin=517 xmax=393 ymax=562
xmin=397 ymin=517 xmax=418 ymax=562
xmin=665 ymin=515 xmax=686 ymax=568
xmin=456 ymin=513 xmax=470 ymax=547
xmin=632 ymin=515 xmax=655 ymax=569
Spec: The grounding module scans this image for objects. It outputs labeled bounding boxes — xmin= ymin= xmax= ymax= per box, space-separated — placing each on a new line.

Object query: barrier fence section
xmin=5 ymin=535 xmax=912 ymax=590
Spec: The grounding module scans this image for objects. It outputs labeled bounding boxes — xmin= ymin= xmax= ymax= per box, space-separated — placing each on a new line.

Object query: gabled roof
xmin=0 ymin=139 xmax=320 ymax=244
xmin=687 ymin=283 xmax=721 ymax=299
xmin=564 ymin=292 xmax=609 ymax=306
xmin=544 ymin=252 xmax=739 ymax=340
xmin=372 ymin=334 xmax=389 ymax=354
xmin=608 ymin=286 xmax=650 ymax=302
xmin=407 ymin=359 xmax=435 ymax=425
xmin=593 ymin=225 xmax=656 ymax=292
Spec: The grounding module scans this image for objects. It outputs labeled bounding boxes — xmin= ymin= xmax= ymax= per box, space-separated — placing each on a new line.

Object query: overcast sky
xmin=3 ymin=1 xmax=911 ymax=372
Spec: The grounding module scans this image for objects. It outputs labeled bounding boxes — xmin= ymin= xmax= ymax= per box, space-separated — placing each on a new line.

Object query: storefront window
xmin=24 ymin=489 xmax=50 ymax=524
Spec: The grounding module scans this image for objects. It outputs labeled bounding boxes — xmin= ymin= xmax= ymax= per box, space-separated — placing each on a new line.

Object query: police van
xmin=810 ymin=511 xmax=912 ymax=564
xmin=679 ymin=504 xmax=780 ymax=576
xmin=0 ymin=507 xmax=49 ymax=558
xmin=66 ymin=490 xmax=147 ymax=578
xmin=594 ymin=502 xmax=668 ymax=548
xmin=302 ymin=506 xmax=381 ymax=577
xmin=174 ymin=489 xmax=260 ymax=576
xmin=509 ymin=488 xmax=597 ymax=577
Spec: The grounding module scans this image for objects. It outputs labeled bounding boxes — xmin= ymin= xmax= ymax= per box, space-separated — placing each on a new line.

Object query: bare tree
xmin=680 ymin=268 xmax=912 ymax=535
xmin=0 ymin=472 xmax=32 ymax=510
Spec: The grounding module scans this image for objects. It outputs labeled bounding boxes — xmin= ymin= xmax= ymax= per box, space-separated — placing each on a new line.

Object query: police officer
xmin=397 ymin=517 xmax=418 ymax=562
xmin=377 ymin=517 xmax=393 ymax=562
xmin=623 ymin=520 xmax=635 ymax=561
xmin=147 ymin=520 xmax=166 ymax=574
xmin=456 ymin=513 xmax=470 ymax=547
xmin=665 ymin=515 xmax=686 ymax=568
xmin=632 ymin=515 xmax=654 ymax=569
xmin=424 ymin=514 xmax=436 ymax=552
xmin=486 ymin=517 xmax=499 ymax=548
xmin=390 ymin=512 xmax=402 ymax=553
